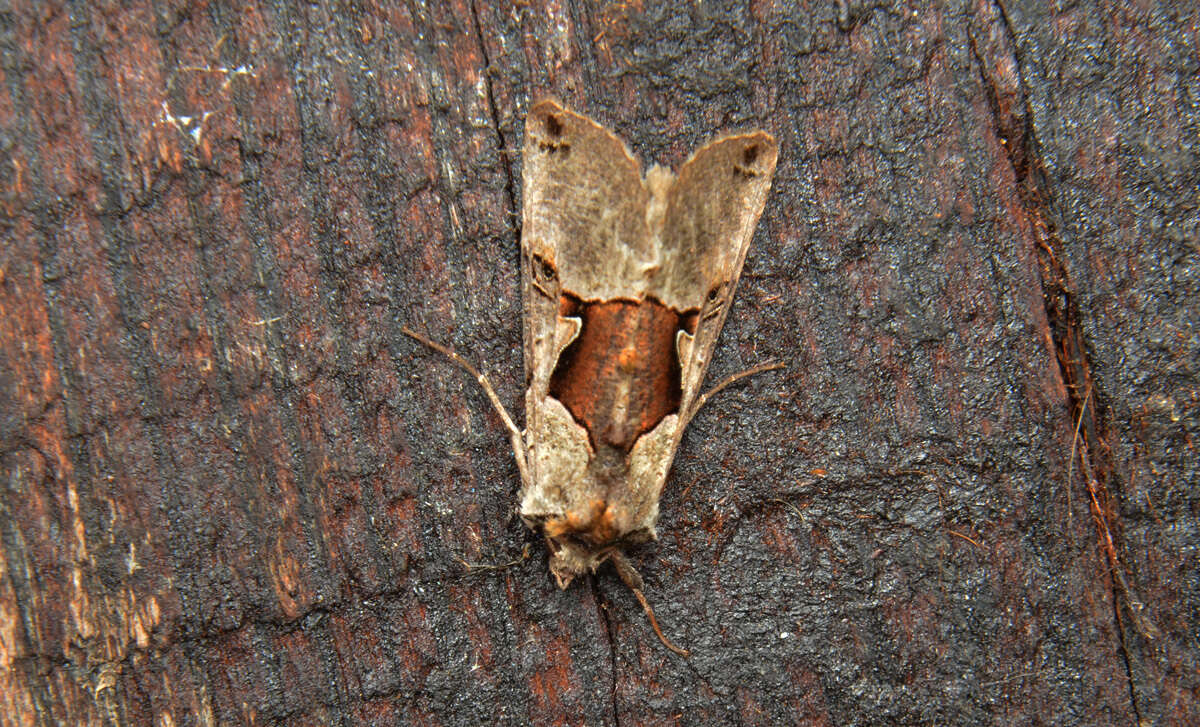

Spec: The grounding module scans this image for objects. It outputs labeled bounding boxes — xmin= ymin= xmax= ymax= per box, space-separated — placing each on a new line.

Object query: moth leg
xmin=609 ymin=551 xmax=691 ymax=657
xmin=686 ymin=360 xmax=784 ymax=424
xmin=401 ymin=327 xmax=531 ymax=486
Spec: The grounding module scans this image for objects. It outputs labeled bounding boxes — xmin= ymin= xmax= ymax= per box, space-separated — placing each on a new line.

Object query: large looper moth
xmin=406 ymin=99 xmax=778 ymax=655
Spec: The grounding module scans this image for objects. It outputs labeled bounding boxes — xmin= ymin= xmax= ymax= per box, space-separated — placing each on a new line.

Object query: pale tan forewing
xmin=653 ymin=131 xmax=778 ymax=423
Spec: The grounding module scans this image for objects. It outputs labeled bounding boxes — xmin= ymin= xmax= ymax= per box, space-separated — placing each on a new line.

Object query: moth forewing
xmin=663 ymin=132 xmax=779 ymax=429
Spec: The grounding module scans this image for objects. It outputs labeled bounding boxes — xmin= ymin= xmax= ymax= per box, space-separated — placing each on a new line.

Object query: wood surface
xmin=1 ymin=1 xmax=1196 ymax=725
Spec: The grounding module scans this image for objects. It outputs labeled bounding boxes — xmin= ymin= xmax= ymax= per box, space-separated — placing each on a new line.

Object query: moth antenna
xmin=402 ymin=326 xmax=531 ymax=484
xmin=457 ymin=543 xmax=532 ymax=572
xmin=687 ymin=360 xmax=784 ymax=423
xmin=610 ymin=552 xmax=691 ymax=657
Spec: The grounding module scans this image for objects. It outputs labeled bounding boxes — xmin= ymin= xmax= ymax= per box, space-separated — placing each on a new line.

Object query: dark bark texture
xmin=1 ymin=1 xmax=1196 ymax=725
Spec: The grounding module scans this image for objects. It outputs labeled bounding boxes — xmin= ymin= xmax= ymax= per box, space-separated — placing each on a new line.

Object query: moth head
xmin=540 ymin=500 xmax=631 ymax=587
xmin=548 ymin=548 xmax=583 ymax=589
xmin=544 ymin=534 xmax=605 ymax=589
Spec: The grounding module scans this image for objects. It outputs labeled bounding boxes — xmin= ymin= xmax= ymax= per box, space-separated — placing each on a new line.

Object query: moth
xmin=405 ymin=99 xmax=778 ymax=655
